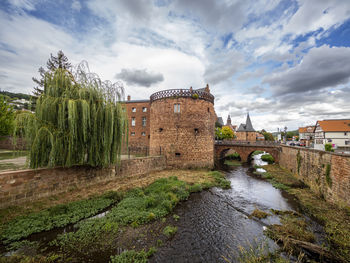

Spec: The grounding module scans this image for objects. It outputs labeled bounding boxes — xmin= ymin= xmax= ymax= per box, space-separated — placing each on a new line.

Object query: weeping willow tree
xmin=15 ymin=61 xmax=127 ymax=168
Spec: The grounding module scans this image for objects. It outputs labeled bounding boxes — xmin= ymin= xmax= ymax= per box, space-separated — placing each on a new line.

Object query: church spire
xmin=245 ymin=112 xmax=255 ymax=132
xmin=227 ymin=115 xmax=231 ymax=125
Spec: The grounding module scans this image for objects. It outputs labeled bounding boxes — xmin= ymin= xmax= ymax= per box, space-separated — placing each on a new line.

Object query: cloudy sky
xmin=1 ymin=0 xmax=350 ymax=131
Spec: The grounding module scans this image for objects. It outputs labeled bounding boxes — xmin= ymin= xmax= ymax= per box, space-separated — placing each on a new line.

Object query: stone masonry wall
xmin=150 ymin=97 xmax=216 ymax=168
xmin=0 ymin=156 xmax=166 ymax=208
xmin=279 ymin=145 xmax=350 ymax=206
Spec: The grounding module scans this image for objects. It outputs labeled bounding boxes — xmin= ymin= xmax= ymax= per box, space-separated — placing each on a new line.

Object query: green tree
xmin=32 ymin=50 xmax=72 ymax=97
xmin=221 ymin=126 xmax=234 ymax=139
xmin=16 ymin=61 xmax=127 ymax=169
xmin=0 ymin=95 xmax=15 ymax=136
xmin=215 ymin=127 xmax=223 ymax=140
xmin=262 ymin=131 xmax=274 ymax=141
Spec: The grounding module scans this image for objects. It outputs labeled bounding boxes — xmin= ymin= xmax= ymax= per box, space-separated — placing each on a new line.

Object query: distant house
xmin=236 ymin=113 xmax=256 ymax=141
xmin=314 ymin=119 xmax=350 ymax=150
xmin=256 ymin=132 xmax=265 ymax=141
xmin=298 ymin=126 xmax=315 ymax=147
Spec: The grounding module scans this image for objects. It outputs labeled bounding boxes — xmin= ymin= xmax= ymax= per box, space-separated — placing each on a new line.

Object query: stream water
xmin=151 ymin=164 xmax=298 ymax=263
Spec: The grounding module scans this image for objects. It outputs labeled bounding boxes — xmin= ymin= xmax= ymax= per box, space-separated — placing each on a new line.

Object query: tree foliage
xmin=215 ymin=126 xmax=234 ymax=140
xmin=262 ymin=131 xmax=274 ymax=141
xmin=16 ymin=61 xmax=127 ymax=168
xmin=0 ymin=95 xmax=15 ymax=136
xmin=32 ymin=50 xmax=72 ymax=97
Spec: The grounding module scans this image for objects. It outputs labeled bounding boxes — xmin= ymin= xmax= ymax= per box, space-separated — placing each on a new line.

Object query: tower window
xmin=175 ymin=152 xmax=181 ymax=156
xmin=174 ymin=104 xmax=180 ymax=113
xmin=131 ymin=132 xmax=135 ymax=136
xmin=131 ymin=117 xmax=135 ymax=126
xmin=142 ymin=107 xmax=147 ymax=112
xmin=132 ymin=107 xmax=136 ymax=112
xmin=141 ymin=132 xmax=146 ymax=136
xmin=142 ymin=117 xmax=146 ymax=126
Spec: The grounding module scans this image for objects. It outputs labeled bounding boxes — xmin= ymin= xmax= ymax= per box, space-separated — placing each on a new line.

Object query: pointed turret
xmin=226 ymin=115 xmax=232 ymax=125
xmin=245 ymin=113 xmax=255 ymax=132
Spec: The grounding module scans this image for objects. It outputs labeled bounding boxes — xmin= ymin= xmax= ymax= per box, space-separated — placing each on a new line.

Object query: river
xmin=152 ymin=162 xmax=298 ymax=262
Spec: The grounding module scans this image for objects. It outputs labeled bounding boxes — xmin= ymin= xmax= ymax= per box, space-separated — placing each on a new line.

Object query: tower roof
xmin=245 ymin=113 xmax=255 ymax=132
xmin=237 ymin=113 xmax=255 ymax=132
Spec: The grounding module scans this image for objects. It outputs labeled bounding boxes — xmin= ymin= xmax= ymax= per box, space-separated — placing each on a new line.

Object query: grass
xmin=250 ymin=208 xmax=270 ymax=219
xmin=110 ymin=247 xmax=156 ymax=263
xmin=0 ymin=169 xmax=221 ymax=226
xmin=261 ymin=154 xmax=274 ymax=164
xmin=163 ymin=225 xmax=178 ymax=238
xmin=224 ymin=159 xmax=242 ymax=166
xmin=1 ymin=170 xmax=230 ymax=262
xmin=0 ymin=191 xmax=122 ymax=244
xmin=222 ymin=238 xmax=296 ymax=263
xmin=263 ymin=164 xmax=350 ymax=262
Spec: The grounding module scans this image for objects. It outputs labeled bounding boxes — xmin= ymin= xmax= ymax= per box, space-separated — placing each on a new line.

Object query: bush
xmin=325 ymin=143 xmax=334 ymax=152
xmin=226 ymin=152 xmax=241 ymax=160
xmin=261 ymin=154 xmax=274 ymax=164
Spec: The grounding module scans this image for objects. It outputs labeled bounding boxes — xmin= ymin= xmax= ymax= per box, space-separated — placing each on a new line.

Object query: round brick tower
xmin=149 ymin=86 xmax=216 ymax=168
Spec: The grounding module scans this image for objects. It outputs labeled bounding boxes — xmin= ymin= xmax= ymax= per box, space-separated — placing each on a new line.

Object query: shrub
xmin=191 ymin=93 xmax=199 ymax=99
xmin=325 ymin=143 xmax=334 ymax=152
xmin=261 ymin=154 xmax=274 ymax=164
xmin=226 ymin=152 xmax=241 ymax=160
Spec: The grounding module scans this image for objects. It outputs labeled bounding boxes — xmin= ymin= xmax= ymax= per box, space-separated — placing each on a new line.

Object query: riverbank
xmin=262 ymin=164 xmax=350 ymax=262
xmin=0 ymin=169 xmax=230 ymax=262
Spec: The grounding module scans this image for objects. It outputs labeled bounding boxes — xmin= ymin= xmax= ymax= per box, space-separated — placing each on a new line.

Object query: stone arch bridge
xmin=214 ymin=141 xmax=281 ymax=164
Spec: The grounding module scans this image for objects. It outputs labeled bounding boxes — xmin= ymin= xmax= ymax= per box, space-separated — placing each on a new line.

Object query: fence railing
xmin=123 ymin=146 xmax=163 ymax=159
xmin=150 ymin=89 xmax=214 ymax=104
xmin=215 ymin=140 xmax=281 ymax=146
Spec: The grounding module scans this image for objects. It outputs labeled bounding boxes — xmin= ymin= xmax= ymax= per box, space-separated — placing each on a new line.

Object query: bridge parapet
xmin=215 ymin=140 xmax=280 ymax=147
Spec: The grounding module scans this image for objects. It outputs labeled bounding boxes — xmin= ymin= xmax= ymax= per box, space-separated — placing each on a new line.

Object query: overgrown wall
xmin=279 ymin=145 xmax=350 ymax=206
xmin=0 ymin=156 xmax=166 ymax=208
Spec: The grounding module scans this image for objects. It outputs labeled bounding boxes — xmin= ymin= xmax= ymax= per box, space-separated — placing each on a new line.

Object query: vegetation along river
xmin=1 ymin=154 xmax=332 ymax=262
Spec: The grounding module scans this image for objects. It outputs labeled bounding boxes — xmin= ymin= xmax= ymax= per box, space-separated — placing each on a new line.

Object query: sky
xmin=1 ymin=0 xmax=350 ymax=132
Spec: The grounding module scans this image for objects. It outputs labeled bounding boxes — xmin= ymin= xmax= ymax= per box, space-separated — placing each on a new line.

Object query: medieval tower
xmin=149 ymin=85 xmax=216 ymax=168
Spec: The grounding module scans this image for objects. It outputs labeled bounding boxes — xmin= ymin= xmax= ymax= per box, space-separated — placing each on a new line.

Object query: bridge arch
xmin=214 ymin=142 xmax=281 ymax=164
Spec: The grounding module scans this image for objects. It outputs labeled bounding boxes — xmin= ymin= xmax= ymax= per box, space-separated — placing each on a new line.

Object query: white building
xmin=314 ymin=119 xmax=350 ymax=150
xmin=298 ymin=126 xmax=315 ymax=147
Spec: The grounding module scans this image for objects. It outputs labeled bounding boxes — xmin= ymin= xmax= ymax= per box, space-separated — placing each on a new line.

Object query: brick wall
xmin=236 ymin=131 xmax=256 ymax=141
xmin=0 ymin=156 xmax=166 ymax=208
xmin=149 ymin=97 xmax=216 ymax=168
xmin=279 ymin=145 xmax=350 ymax=206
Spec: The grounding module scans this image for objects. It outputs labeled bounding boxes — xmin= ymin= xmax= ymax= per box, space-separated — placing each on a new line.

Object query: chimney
xmin=127 ymin=95 xmax=131 ymax=101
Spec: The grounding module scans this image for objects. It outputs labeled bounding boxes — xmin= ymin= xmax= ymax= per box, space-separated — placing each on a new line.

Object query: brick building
xmin=123 ymin=86 xmax=216 ymax=168
xmin=122 ymin=96 xmax=150 ymax=152
xmin=236 ymin=113 xmax=256 ymax=141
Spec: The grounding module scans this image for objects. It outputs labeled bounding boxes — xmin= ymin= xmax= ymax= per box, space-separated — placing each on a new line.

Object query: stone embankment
xmin=0 ymin=156 xmax=166 ymax=208
xmin=279 ymin=145 xmax=350 ymax=206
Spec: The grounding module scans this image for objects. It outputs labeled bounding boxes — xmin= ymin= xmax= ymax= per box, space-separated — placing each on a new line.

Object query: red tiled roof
xmin=317 ymin=119 xmax=350 ymax=132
